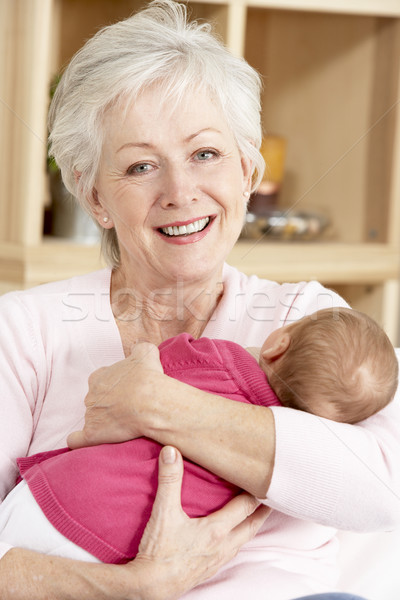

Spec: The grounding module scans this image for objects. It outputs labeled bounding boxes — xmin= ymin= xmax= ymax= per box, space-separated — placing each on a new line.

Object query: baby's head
xmin=259 ymin=307 xmax=398 ymax=423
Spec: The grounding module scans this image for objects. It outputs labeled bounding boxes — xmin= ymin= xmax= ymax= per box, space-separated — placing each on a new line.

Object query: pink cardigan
xmin=1 ymin=265 xmax=399 ymax=599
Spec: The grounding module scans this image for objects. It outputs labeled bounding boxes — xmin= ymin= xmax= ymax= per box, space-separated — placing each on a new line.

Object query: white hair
xmin=48 ymin=0 xmax=264 ymax=266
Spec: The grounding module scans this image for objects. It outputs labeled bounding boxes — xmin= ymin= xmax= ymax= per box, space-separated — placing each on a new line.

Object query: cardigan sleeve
xmin=0 ymin=293 xmax=49 ymax=559
xmin=0 ymin=293 xmax=47 ymax=501
xmin=267 ymin=385 xmax=400 ymax=532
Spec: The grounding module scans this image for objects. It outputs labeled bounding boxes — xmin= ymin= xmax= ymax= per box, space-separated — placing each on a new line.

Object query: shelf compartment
xmin=245 ymin=8 xmax=400 ymax=245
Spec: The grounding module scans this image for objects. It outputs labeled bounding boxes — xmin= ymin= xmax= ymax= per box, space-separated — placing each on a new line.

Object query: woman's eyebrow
xmin=117 ymin=141 xmax=153 ymax=153
xmin=117 ymin=128 xmax=223 ymax=153
xmin=184 ymin=127 xmax=223 ymax=142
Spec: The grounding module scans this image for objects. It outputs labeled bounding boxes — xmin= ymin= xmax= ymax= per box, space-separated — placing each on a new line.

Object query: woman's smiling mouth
xmin=159 ymin=217 xmax=211 ymax=237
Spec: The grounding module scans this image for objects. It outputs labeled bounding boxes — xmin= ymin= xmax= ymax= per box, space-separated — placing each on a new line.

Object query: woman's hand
xmin=129 ymin=446 xmax=271 ymax=600
xmin=68 ymin=342 xmax=164 ymax=449
xmin=0 ymin=446 xmax=269 ymax=600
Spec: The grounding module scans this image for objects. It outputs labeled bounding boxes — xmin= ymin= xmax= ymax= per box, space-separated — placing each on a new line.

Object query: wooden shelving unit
xmin=1 ymin=0 xmax=399 ymax=342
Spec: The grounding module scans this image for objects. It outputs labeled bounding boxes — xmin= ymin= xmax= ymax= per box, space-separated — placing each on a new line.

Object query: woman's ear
xmin=74 ymin=171 xmax=113 ymax=228
xmin=261 ymin=330 xmax=291 ymax=362
xmin=240 ymin=153 xmax=253 ymax=197
xmin=87 ymin=188 xmax=113 ymax=229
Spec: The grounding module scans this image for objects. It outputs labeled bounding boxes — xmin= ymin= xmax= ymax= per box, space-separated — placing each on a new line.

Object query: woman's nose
xmin=159 ymin=166 xmax=198 ymax=209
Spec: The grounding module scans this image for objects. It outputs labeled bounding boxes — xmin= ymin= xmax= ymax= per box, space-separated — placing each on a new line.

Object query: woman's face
xmin=94 ymin=86 xmax=252 ymax=287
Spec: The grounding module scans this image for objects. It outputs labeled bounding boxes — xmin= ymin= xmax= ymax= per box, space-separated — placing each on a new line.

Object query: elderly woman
xmin=0 ymin=1 xmax=398 ymax=599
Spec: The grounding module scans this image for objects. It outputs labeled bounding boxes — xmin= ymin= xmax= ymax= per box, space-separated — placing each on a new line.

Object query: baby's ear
xmin=261 ymin=331 xmax=291 ymax=362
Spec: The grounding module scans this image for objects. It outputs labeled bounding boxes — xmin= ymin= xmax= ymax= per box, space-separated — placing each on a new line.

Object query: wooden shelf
xmin=246 ymin=0 xmax=400 ymax=17
xmin=190 ymin=0 xmax=400 ymax=17
xmin=1 ymin=239 xmax=398 ymax=289
xmin=0 ymin=240 xmax=104 ymax=290
xmin=228 ymin=241 xmax=400 ymax=284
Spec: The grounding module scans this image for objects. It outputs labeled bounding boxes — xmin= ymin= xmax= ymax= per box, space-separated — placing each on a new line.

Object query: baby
xmin=0 ymin=307 xmax=398 ymax=564
xmin=254 ymin=306 xmax=398 ymax=424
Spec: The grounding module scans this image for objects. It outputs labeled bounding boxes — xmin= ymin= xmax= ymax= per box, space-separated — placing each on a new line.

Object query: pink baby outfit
xmin=17 ymin=334 xmax=281 ymax=564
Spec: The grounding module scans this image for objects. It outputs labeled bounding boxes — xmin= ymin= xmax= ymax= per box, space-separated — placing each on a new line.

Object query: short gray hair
xmin=48 ymin=0 xmax=264 ymax=266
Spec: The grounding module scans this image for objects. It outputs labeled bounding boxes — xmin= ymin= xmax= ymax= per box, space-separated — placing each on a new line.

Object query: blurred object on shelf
xmin=245 ymin=136 xmax=330 ymax=241
xmin=241 ymin=209 xmax=330 ymax=241
xmin=248 ymin=135 xmax=287 ymax=214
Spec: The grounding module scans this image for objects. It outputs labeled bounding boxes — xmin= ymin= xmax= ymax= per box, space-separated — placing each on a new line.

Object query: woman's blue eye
xmin=127 ymin=163 xmax=152 ymax=175
xmin=196 ymin=150 xmax=216 ymax=161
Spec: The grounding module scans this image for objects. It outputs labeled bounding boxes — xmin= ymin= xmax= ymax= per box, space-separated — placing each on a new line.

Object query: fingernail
xmin=161 ymin=446 xmax=176 ymax=464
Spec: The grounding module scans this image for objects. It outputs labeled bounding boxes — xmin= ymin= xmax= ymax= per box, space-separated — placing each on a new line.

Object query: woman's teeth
xmin=161 ymin=217 xmax=210 ymax=236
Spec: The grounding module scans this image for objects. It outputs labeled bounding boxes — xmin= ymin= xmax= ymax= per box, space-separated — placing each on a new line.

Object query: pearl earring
xmin=103 ymin=216 xmax=109 ymax=224
xmin=244 ymin=191 xmax=250 ymax=199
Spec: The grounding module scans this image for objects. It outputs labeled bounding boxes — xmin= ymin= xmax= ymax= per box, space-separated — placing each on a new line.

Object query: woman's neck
xmin=110 ymin=267 xmax=224 ymax=350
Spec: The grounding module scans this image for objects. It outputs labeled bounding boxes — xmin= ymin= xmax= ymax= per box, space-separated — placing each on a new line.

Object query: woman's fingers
xmin=228 ymin=500 xmax=271 ymax=548
xmin=137 ymin=446 xmax=185 ymax=558
xmin=128 ymin=341 xmax=164 ymax=373
xmin=199 ymin=491 xmax=270 ymax=563
xmin=134 ymin=446 xmax=271 ymax=600
xmin=152 ymin=446 xmax=185 ymax=512
xmin=67 ymin=428 xmax=88 ymax=450
xmin=209 ymin=490 xmax=271 ymax=536
xmin=209 ymin=490 xmax=262 ymax=527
